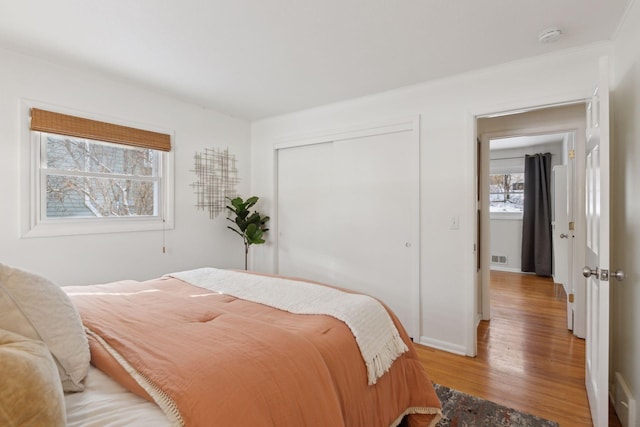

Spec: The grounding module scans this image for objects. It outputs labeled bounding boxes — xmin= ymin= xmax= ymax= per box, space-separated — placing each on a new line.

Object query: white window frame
xmin=21 ymin=100 xmax=174 ymax=238
xmin=489 ymin=163 xmax=525 ymax=220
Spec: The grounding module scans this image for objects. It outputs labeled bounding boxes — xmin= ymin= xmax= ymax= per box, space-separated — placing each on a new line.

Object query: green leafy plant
xmin=226 ymin=196 xmax=270 ymax=270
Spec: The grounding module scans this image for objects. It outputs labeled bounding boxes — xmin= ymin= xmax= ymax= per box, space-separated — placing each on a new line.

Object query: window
xmin=43 ymin=133 xmax=160 ymax=218
xmin=23 ymin=106 xmax=173 ymax=237
xmin=489 ymin=172 xmax=524 ymax=213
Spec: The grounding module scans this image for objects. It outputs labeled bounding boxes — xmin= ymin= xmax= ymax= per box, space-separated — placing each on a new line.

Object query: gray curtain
xmin=521 ymin=153 xmax=553 ymax=276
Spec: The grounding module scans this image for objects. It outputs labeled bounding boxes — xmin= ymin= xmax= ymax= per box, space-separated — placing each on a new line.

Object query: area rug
xmin=433 ymin=384 xmax=559 ymax=427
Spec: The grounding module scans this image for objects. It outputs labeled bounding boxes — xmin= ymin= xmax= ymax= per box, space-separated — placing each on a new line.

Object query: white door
xmin=583 ymin=57 xmax=612 ymax=427
xmin=552 ymin=165 xmax=572 ymax=329
xmin=276 ymin=121 xmax=420 ymax=339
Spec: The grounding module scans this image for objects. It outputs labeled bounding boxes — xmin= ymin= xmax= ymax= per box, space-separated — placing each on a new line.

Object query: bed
xmin=0 ymin=264 xmax=441 ymax=427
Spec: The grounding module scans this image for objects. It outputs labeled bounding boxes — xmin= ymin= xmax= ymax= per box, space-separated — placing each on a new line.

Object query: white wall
xmin=0 ymin=48 xmax=251 ymax=285
xmin=489 ymin=218 xmax=523 ymax=272
xmin=611 ymin=0 xmax=640 ymax=414
xmin=251 ymin=45 xmax=608 ymax=354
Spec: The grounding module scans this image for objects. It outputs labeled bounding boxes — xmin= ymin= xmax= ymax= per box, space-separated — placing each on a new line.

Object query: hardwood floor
xmin=414 ymin=270 xmax=621 ymax=427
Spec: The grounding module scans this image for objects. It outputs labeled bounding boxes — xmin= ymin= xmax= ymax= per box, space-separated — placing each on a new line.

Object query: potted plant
xmin=226 ymin=196 xmax=270 ymax=270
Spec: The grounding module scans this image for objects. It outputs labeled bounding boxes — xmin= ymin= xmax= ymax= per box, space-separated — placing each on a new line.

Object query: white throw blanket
xmin=168 ymin=268 xmax=408 ymax=385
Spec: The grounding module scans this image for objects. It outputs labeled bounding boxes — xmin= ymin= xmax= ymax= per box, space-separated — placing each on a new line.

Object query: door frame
xmin=477 ymin=125 xmax=581 ymax=324
xmin=465 ymin=93 xmax=591 ymax=356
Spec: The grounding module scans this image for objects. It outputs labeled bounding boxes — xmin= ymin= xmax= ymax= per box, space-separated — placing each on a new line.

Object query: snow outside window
xmin=489 ymin=172 xmax=524 ymax=213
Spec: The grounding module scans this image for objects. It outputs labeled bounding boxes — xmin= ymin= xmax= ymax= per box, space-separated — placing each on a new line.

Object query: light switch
xmin=449 ymin=216 xmax=459 ymax=230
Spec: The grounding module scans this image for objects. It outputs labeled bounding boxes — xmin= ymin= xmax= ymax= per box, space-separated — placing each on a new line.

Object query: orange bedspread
xmin=66 ymin=274 xmax=441 ymax=427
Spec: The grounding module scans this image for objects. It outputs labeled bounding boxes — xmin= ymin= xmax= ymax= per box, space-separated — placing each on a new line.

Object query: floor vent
xmin=491 ymin=255 xmax=507 ymax=264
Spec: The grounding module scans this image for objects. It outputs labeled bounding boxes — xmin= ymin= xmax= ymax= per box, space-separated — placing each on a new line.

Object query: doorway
xmin=476 ymin=103 xmax=587 ymax=338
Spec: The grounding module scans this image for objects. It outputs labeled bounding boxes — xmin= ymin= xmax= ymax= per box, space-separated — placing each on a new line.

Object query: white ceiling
xmin=0 ymin=1 xmax=633 ymax=120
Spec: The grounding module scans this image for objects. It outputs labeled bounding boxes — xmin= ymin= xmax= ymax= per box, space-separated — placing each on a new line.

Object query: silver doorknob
xmin=560 ymin=233 xmax=569 ymax=239
xmin=583 ymin=266 xmax=598 ymax=278
xmin=612 ymin=269 xmax=625 ymax=282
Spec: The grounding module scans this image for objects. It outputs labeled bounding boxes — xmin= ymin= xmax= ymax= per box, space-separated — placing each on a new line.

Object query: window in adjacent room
xmin=24 ymin=107 xmax=174 ymax=237
xmin=489 ymin=172 xmax=524 ymax=213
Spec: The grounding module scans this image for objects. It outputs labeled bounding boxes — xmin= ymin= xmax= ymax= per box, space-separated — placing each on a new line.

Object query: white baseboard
xmin=475 ymin=313 xmax=482 ymax=326
xmin=418 ymin=336 xmax=468 ymax=356
xmin=490 ymin=265 xmax=522 ymax=273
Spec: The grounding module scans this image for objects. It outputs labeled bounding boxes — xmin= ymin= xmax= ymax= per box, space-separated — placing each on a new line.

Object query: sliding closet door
xmin=277 ymin=142 xmax=337 ymax=279
xmin=277 ymin=124 xmax=419 ymax=338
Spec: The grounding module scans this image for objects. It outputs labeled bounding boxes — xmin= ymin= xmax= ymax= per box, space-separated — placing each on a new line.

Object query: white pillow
xmin=0 ymin=263 xmax=90 ymax=392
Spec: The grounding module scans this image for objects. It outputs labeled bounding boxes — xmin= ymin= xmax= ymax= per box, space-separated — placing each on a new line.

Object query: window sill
xmin=490 ymin=211 xmax=523 ymax=221
xmin=21 ymin=216 xmax=174 ymax=238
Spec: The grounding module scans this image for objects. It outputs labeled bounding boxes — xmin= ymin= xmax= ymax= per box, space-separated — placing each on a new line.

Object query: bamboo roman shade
xmin=30 ymin=108 xmax=171 ymax=152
